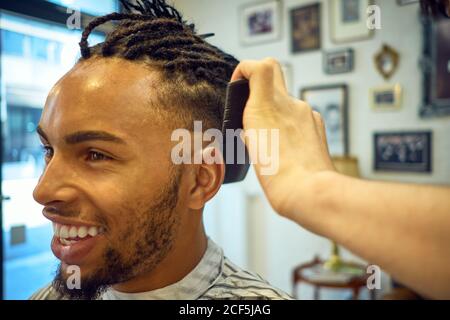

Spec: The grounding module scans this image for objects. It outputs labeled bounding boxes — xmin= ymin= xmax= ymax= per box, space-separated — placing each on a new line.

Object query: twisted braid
xmin=78 ymin=0 xmax=239 ymax=129
xmin=101 ymin=19 xmax=185 ymax=56
xmin=79 ymin=0 xmax=238 ymax=88
xmin=79 ymin=12 xmax=154 ymax=58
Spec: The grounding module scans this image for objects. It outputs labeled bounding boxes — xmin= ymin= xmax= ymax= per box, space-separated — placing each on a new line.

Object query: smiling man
xmin=29 ymin=0 xmax=291 ymax=300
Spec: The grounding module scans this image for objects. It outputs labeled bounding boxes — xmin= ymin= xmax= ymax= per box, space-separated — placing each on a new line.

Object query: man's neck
xmin=111 ymin=225 xmax=208 ymax=293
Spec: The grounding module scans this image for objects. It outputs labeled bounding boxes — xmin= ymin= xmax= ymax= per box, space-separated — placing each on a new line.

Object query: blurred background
xmin=0 ymin=0 xmax=449 ymax=300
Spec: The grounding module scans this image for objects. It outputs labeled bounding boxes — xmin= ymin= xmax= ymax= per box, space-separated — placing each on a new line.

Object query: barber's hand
xmin=231 ymin=58 xmax=336 ymax=219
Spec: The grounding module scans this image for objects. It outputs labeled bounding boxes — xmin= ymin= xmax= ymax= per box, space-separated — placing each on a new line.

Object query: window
xmin=2 ymin=30 xmax=26 ymax=56
xmin=45 ymin=0 xmax=119 ymax=16
xmin=1 ymin=1 xmax=115 ymax=299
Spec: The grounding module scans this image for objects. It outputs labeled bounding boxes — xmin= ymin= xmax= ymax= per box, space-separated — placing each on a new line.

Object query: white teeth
xmin=88 ymin=226 xmax=98 ymax=237
xmin=69 ymin=226 xmax=78 ymax=238
xmin=59 ymin=237 xmax=78 ymax=246
xmin=53 ymin=223 xmax=61 ymax=237
xmin=54 ymin=223 xmax=102 ymax=240
xmin=60 ymin=225 xmax=69 ymax=238
xmin=78 ymin=226 xmax=88 ymax=238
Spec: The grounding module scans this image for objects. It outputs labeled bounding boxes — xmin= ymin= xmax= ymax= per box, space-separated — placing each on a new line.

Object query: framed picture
xmin=290 ymin=3 xmax=321 ymax=53
xmin=300 ymin=84 xmax=349 ymax=156
xmin=239 ymin=0 xmax=281 ymax=46
xmin=330 ymin=0 xmax=374 ymax=43
xmin=419 ymin=12 xmax=450 ymax=117
xmin=324 ymin=48 xmax=354 ymax=74
xmin=374 ymin=131 xmax=432 ymax=173
xmin=370 ymin=84 xmax=402 ymax=111
xmin=374 ymin=44 xmax=400 ymax=80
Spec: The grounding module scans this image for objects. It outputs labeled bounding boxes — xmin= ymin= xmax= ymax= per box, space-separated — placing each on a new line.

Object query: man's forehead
xmin=41 ymin=57 xmax=162 ymax=132
xmin=52 ymin=56 xmax=159 ymax=105
xmin=70 ymin=55 xmax=157 ymax=79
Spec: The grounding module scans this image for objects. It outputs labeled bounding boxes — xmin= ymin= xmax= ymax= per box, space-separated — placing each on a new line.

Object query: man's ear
xmin=187 ymin=147 xmax=225 ymax=210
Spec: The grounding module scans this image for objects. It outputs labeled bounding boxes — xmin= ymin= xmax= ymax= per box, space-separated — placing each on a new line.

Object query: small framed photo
xmin=301 ymin=84 xmax=349 ymax=156
xmin=330 ymin=0 xmax=374 ymax=43
xmin=370 ymin=84 xmax=403 ymax=111
xmin=290 ymin=3 xmax=321 ymax=53
xmin=420 ymin=12 xmax=450 ymax=117
xmin=374 ymin=131 xmax=432 ymax=173
xmin=239 ymin=0 xmax=281 ymax=46
xmin=324 ymin=48 xmax=354 ymax=74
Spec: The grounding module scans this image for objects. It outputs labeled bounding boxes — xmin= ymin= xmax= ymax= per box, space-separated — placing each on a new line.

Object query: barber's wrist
xmin=285 ymin=169 xmax=344 ymax=235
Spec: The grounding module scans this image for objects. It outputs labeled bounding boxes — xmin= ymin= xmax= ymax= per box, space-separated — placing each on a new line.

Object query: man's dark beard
xmin=52 ymin=167 xmax=181 ymax=300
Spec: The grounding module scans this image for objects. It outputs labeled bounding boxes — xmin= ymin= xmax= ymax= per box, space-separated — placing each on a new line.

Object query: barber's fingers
xmin=231 ymin=59 xmax=274 ymax=103
xmin=231 ymin=58 xmax=288 ymax=102
xmin=312 ymin=111 xmax=333 ymax=162
xmin=268 ymin=58 xmax=289 ymax=95
xmin=310 ymin=110 xmax=335 ymax=169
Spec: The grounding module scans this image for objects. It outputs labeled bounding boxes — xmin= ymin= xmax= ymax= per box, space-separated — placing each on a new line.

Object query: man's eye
xmin=88 ymin=151 xmax=111 ymax=161
xmin=42 ymin=145 xmax=54 ymax=159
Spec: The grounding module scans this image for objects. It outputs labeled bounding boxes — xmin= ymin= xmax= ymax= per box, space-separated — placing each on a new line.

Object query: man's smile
xmin=43 ymin=212 xmax=106 ymax=265
xmin=51 ymin=225 xmax=105 ymax=265
xmin=53 ymin=223 xmax=105 ymax=245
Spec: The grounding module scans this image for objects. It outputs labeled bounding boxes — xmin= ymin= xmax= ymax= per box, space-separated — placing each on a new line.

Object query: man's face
xmin=33 ymin=57 xmax=190 ymax=299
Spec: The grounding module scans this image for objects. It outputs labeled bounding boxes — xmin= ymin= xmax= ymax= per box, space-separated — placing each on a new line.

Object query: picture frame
xmin=419 ymin=12 xmax=450 ymax=117
xmin=323 ymin=48 xmax=354 ymax=74
xmin=300 ymin=84 xmax=349 ymax=156
xmin=374 ymin=44 xmax=400 ymax=80
xmin=239 ymin=0 xmax=281 ymax=46
xmin=374 ymin=131 xmax=432 ymax=173
xmin=330 ymin=0 xmax=374 ymax=44
xmin=370 ymin=84 xmax=403 ymax=111
xmin=290 ymin=3 xmax=321 ymax=53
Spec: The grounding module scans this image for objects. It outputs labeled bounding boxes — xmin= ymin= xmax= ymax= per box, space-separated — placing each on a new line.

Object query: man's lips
xmin=44 ymin=211 xmax=106 ymax=264
xmin=43 ymin=210 xmax=103 ymax=228
xmin=51 ymin=234 xmax=103 ymax=265
xmin=50 ymin=222 xmax=105 ymax=265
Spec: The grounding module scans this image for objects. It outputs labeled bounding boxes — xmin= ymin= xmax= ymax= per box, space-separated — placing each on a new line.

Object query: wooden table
xmin=292 ymin=256 xmax=376 ymax=300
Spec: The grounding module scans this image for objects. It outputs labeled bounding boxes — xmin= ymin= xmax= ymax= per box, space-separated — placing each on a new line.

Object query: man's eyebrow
xmin=35 ymin=125 xmax=126 ymax=145
xmin=36 ymin=125 xmax=49 ymax=141
xmin=64 ymin=131 xmax=126 ymax=145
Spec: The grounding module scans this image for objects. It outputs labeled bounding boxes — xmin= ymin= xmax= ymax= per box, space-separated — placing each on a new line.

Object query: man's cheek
xmin=98 ymin=204 xmax=133 ymax=238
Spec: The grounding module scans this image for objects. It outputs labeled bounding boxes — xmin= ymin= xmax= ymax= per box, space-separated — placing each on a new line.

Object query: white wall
xmin=174 ymin=0 xmax=450 ymax=299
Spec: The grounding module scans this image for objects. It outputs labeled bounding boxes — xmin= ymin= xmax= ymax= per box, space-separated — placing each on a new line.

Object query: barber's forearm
xmin=294 ymin=171 xmax=450 ymax=299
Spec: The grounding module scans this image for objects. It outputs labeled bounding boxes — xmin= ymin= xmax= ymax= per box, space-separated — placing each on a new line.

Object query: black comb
xmin=222 ymin=79 xmax=251 ymax=184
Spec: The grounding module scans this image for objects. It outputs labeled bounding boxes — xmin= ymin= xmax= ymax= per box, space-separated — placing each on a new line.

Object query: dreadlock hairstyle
xmin=78 ymin=0 xmax=239 ymax=130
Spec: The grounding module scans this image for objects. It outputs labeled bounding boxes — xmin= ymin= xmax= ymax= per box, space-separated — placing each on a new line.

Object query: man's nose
xmin=33 ymin=155 xmax=78 ymax=206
